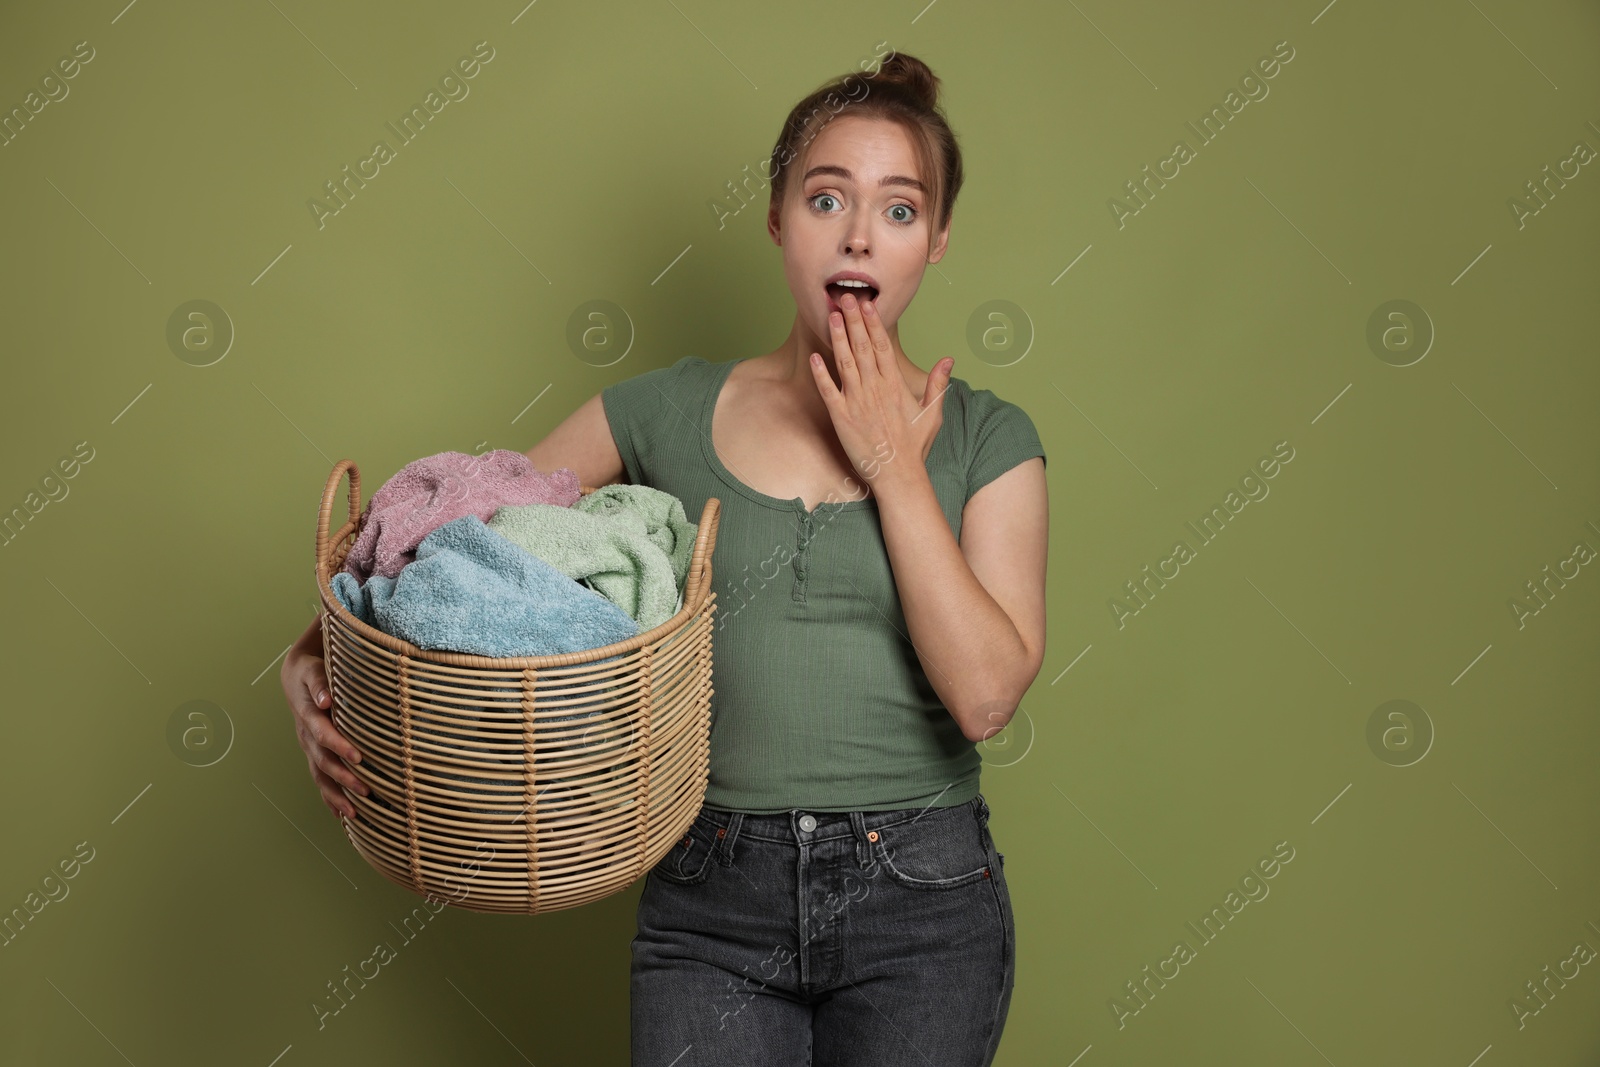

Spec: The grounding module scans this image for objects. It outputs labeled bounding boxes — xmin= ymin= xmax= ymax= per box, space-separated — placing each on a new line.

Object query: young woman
xmin=282 ymin=51 xmax=1046 ymax=1066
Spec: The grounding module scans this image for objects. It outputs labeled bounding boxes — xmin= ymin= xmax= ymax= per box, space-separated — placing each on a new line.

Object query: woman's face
xmin=768 ymin=114 xmax=950 ymax=345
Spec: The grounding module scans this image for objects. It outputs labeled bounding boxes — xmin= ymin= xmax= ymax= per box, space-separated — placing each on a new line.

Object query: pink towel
xmin=341 ymin=450 xmax=581 ymax=582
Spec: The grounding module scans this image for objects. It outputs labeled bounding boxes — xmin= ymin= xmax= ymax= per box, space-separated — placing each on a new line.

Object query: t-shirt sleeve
xmin=966 ymin=391 xmax=1047 ymax=502
xmin=601 ymin=357 xmax=697 ymax=488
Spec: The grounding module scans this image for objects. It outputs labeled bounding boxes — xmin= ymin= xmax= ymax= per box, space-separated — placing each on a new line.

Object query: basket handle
xmin=316 ymin=460 xmax=362 ymax=580
xmin=681 ymin=495 xmax=720 ymax=607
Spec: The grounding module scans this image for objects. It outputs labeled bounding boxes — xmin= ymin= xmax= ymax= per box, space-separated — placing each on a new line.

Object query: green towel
xmin=488 ymin=486 xmax=696 ymax=632
xmin=573 ymin=483 xmax=697 ymax=588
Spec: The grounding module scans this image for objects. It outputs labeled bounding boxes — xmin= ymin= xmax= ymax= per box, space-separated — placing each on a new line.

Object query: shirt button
xmin=798 ymin=814 xmax=817 ymax=832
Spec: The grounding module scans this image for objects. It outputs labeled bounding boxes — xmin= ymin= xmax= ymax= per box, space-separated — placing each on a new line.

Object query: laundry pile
xmin=326 ymin=449 xmax=698 ymax=817
xmin=332 ymin=449 xmax=697 ymax=655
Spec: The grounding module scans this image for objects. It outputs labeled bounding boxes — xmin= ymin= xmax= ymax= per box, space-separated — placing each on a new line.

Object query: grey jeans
xmin=630 ymin=794 xmax=1015 ymax=1066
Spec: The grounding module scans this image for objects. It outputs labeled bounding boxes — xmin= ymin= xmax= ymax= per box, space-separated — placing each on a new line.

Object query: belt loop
xmin=716 ymin=812 xmax=744 ymax=865
xmin=974 ymin=794 xmax=991 ymax=828
xmin=848 ymin=810 xmax=873 ymax=869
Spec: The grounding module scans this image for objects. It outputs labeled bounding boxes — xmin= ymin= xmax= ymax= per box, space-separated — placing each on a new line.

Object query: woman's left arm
xmin=808 ymin=294 xmax=1047 ymax=743
xmin=872 ymin=458 xmax=1048 ymax=743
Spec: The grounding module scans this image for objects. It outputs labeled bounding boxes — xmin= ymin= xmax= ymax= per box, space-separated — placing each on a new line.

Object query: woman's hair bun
xmin=872 ymin=52 xmax=940 ymax=108
xmin=766 ymin=50 xmax=964 ymax=235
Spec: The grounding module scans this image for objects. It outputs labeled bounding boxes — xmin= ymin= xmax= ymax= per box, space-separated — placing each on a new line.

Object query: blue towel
xmin=330 ymin=514 xmax=640 ymax=658
xmin=488 ymin=504 xmax=682 ymax=632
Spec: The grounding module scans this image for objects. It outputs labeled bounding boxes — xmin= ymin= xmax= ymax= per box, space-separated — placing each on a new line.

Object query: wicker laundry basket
xmin=313 ymin=459 xmax=720 ymax=915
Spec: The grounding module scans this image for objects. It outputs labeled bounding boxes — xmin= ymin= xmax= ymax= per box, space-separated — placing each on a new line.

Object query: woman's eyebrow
xmin=803 ymin=164 xmax=926 ymax=194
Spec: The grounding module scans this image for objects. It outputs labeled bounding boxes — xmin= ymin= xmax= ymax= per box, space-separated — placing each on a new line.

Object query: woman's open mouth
xmin=825 ymin=282 xmax=879 ymax=313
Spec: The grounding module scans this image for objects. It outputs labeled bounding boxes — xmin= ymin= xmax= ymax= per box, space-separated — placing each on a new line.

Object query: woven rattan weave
xmin=313 ymin=459 xmax=720 ymax=914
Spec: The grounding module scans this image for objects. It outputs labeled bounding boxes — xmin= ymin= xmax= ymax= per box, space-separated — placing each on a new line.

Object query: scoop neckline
xmin=699 ymin=356 xmax=951 ymax=516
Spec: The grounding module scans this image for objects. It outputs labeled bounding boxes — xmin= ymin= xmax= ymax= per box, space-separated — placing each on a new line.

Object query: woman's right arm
xmin=283 ymin=390 xmax=625 ymax=819
xmin=524 ymin=391 xmax=627 ymax=488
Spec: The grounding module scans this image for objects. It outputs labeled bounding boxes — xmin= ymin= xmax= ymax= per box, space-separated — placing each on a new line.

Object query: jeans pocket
xmin=651 ymin=819 xmax=717 ymax=885
xmin=869 ymin=808 xmax=992 ymax=891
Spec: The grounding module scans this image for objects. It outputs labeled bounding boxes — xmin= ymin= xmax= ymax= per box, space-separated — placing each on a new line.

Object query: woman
xmin=282 ymin=52 xmax=1047 ymax=1066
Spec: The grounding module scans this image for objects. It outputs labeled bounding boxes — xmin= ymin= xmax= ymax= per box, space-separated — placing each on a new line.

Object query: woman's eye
xmin=808 ymin=194 xmax=917 ymax=225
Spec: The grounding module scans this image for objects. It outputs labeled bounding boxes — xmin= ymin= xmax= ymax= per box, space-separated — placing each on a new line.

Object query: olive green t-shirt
xmin=601 ymin=355 xmax=1046 ymax=814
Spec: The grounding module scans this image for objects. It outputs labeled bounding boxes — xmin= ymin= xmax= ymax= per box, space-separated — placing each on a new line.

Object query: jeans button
xmin=798 ymin=814 xmax=817 ymax=832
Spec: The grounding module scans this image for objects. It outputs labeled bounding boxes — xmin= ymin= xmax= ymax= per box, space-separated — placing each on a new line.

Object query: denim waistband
xmin=694 ymin=794 xmax=990 ymax=860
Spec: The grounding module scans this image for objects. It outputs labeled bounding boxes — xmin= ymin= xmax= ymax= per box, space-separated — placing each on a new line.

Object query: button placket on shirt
xmin=792 ymin=507 xmax=814 ymax=602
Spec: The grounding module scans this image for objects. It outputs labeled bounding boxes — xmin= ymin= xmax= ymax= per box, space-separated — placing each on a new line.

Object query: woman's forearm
xmin=871 ymin=466 xmax=1032 ymax=743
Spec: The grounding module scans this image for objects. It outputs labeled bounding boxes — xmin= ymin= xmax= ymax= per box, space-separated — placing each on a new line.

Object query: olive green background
xmin=2 ymin=0 xmax=1597 ymax=1063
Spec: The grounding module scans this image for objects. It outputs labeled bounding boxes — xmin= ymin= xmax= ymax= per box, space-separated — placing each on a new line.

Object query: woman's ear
xmin=767 ymin=200 xmax=783 ymax=245
xmin=927 ymin=213 xmax=952 ymax=264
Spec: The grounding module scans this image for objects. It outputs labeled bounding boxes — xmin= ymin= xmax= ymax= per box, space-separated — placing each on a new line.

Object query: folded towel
xmin=487 ymin=500 xmax=686 ymax=632
xmin=572 ymin=484 xmax=698 ymax=590
xmin=331 ymin=514 xmax=639 ymax=658
xmin=342 ymin=450 xmax=581 ymax=583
